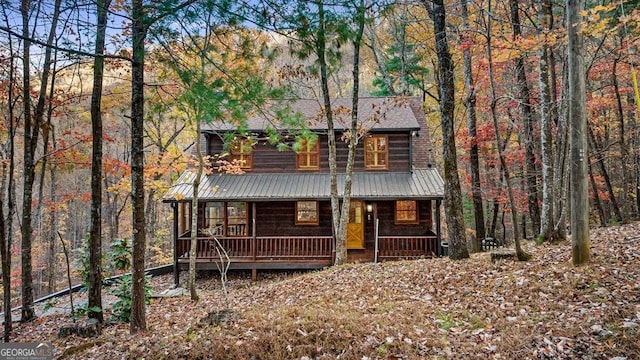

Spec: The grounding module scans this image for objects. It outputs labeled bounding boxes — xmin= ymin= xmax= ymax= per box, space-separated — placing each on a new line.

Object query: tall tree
xmin=368 ymin=4 xmax=428 ymax=98
xmin=88 ymin=0 xmax=112 ymax=324
xmin=0 ymin=4 xmax=18 ymax=338
xmin=424 ymin=0 xmax=468 ymax=260
xmin=130 ymin=0 xmax=147 ymax=333
xmin=546 ymin=0 xmax=567 ymax=242
xmin=337 ymin=0 xmax=366 ymax=265
xmin=128 ymin=0 xmax=234 ymax=332
xmin=509 ymin=0 xmax=540 ymax=236
xmin=20 ymin=0 xmax=62 ymax=322
xmin=486 ymin=0 xmax=529 ymax=261
xmin=252 ymin=0 xmax=372 ymax=265
xmin=538 ymin=0 xmax=555 ymax=242
xmin=316 ymin=0 xmax=347 ymax=264
xmin=567 ymin=0 xmax=590 ymax=265
xmin=460 ymin=0 xmax=485 ymax=252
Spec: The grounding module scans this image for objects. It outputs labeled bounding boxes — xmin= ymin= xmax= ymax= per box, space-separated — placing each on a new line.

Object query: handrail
xmin=177 ymin=236 xmax=334 ymax=260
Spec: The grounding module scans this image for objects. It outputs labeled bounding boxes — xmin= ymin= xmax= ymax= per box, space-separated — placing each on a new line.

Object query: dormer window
xmin=364 ymin=135 xmax=388 ymax=170
xmin=230 ymin=137 xmax=253 ymax=170
xmin=296 ymin=139 xmax=320 ymax=170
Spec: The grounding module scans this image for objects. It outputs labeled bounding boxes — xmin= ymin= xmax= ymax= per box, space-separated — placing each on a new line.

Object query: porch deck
xmin=175 ymin=235 xmax=439 ymax=271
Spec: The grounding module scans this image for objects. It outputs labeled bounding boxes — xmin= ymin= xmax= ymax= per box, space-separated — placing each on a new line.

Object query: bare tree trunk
xmin=587 ymin=127 xmax=624 ymax=224
xmin=314 ymin=1 xmax=344 ymax=265
xmin=47 ymin=163 xmax=57 ymax=293
xmin=145 ymin=192 xmax=158 ymax=246
xmin=509 ymin=0 xmax=540 ymax=234
xmin=19 ymin=0 xmax=36 ymax=323
xmin=43 ymin=62 xmax=59 ymax=294
xmin=461 ymin=0 xmax=485 ymax=252
xmin=20 ymin=0 xmax=62 ymax=322
xmin=487 ymin=0 xmax=528 ymax=261
xmin=633 ymin=96 xmax=640 ymax=219
xmin=567 ymin=0 xmax=590 ymax=266
xmin=636 ymin=127 xmax=640 ymax=219
xmin=538 ymin=0 xmax=555 ymax=242
xmin=488 ymin=201 xmax=499 ymax=240
xmin=0 ymin=195 xmax=8 ymax=340
xmin=611 ymin=57 xmax=631 ymax=217
xmin=427 ymin=0 xmax=469 ymax=260
xmin=130 ymin=0 xmax=147 ymax=333
xmin=337 ymin=0 xmax=365 ymax=264
xmin=189 ymin=120 xmax=203 ymax=301
xmin=87 ymin=0 xmax=111 ymax=325
xmin=588 ymin=160 xmax=606 ymax=226
xmin=548 ymin=2 xmax=567 ymax=242
xmin=1 ymin=64 xmax=19 ymax=328
xmin=1 ymin=14 xmax=17 ymax=340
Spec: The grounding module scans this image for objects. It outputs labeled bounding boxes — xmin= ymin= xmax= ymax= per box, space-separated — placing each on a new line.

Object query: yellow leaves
xmin=107 ymin=177 xmax=131 ymax=196
xmin=582 ymin=4 xmax=619 ymax=38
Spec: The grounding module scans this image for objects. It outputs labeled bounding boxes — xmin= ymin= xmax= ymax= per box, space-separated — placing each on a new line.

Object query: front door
xmin=347 ymin=200 xmax=365 ymax=249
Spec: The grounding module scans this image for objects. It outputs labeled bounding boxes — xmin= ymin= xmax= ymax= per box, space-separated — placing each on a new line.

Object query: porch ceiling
xmin=164 ymin=168 xmax=444 ymax=202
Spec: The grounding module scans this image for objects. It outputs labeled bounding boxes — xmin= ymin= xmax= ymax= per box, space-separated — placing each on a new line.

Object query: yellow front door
xmin=347 ymin=200 xmax=365 ymax=249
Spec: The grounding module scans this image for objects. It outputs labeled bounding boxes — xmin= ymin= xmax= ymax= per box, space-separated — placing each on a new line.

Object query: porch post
xmin=252 ymin=202 xmax=256 ymax=261
xmin=435 ymin=199 xmax=442 ymax=256
xmin=172 ymin=202 xmax=179 ymax=287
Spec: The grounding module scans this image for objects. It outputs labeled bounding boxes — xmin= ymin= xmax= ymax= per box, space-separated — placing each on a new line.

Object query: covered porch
xmin=165 ymin=169 xmax=445 ymax=283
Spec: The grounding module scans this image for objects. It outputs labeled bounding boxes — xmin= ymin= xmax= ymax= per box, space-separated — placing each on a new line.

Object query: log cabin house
xmin=164 ymin=97 xmax=445 ymax=283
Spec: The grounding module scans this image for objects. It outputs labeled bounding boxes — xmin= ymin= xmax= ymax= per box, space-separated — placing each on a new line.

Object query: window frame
xmin=198 ymin=201 xmax=248 ymax=237
xmin=395 ymin=200 xmax=419 ymax=224
xmin=229 ymin=137 xmax=253 ymax=170
xmin=226 ymin=201 xmax=248 ymax=236
xmin=204 ymin=201 xmax=225 ymax=236
xmin=296 ymin=139 xmax=320 ymax=170
xmin=295 ymin=200 xmax=320 ymax=225
xmin=364 ymin=134 xmax=389 ymax=170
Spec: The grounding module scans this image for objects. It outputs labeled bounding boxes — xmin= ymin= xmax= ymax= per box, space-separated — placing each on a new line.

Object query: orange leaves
xmin=49 ymin=129 xmax=92 ymax=169
xmin=104 ymin=157 xmax=130 ymax=177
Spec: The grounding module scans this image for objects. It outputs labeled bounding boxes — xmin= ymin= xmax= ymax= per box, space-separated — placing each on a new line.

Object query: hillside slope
xmin=12 ymin=223 xmax=640 ymax=359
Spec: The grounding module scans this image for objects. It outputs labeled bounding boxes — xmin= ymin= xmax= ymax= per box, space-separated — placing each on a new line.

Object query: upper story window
xmin=296 ymin=139 xmax=320 ymax=170
xmin=229 ymin=137 xmax=253 ymax=170
xmin=364 ymin=135 xmax=388 ymax=170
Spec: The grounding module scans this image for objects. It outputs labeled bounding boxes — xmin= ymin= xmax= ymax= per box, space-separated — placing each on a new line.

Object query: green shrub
xmin=109 ymin=238 xmax=132 ymax=272
xmin=110 ymin=273 xmax=153 ymax=323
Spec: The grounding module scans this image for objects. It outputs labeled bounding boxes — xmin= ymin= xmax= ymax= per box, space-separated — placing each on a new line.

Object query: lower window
xmin=202 ymin=201 xmax=248 ymax=236
xmin=296 ymin=201 xmax=319 ymax=225
xmin=395 ymin=200 xmax=418 ymax=224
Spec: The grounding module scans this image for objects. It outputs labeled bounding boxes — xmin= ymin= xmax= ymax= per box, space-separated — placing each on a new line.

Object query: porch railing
xmin=176 ymin=236 xmax=334 ymax=262
xmin=377 ymin=236 xmax=438 ymax=259
xmin=177 ymin=235 xmax=437 ymax=263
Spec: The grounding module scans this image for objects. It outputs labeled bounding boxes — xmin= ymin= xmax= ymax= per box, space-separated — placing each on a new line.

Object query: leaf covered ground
xmin=11 ymin=223 xmax=640 ymax=359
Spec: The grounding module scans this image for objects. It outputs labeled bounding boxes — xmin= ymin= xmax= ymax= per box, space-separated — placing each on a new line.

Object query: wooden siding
xmin=254 ymin=201 xmax=333 ymax=237
xmin=375 ymin=200 xmax=433 ymax=236
xmin=207 ymin=132 xmax=412 ymax=173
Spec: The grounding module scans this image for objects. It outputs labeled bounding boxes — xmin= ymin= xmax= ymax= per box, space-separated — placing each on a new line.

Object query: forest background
xmin=1 ymin=0 xmax=639 ymax=335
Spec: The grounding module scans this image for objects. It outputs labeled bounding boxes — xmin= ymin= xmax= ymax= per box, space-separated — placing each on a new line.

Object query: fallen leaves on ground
xmin=10 ymin=223 xmax=640 ymax=359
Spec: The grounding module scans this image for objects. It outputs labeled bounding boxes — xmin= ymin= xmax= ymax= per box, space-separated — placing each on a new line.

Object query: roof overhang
xmin=164 ymin=169 xmax=444 ymax=202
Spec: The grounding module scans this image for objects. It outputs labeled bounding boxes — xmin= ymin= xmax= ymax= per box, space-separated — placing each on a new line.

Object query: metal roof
xmin=164 ymin=168 xmax=444 ymax=202
xmin=200 ymin=97 xmax=422 ymax=132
